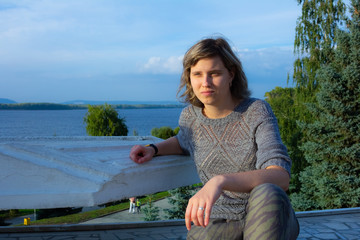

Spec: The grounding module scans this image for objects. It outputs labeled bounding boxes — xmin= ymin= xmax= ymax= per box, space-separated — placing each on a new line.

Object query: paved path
xmin=297 ymin=211 xmax=360 ymax=239
xmin=1 ymin=203 xmax=359 ymax=239
xmin=82 ymin=198 xmax=174 ymax=224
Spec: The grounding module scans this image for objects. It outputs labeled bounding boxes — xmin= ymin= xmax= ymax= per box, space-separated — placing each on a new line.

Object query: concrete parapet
xmin=0 ymin=220 xmax=186 ymax=233
xmin=0 ymin=207 xmax=360 ymax=234
xmin=0 ymin=136 xmax=200 ymax=210
xmin=295 ymin=206 xmax=360 ymax=218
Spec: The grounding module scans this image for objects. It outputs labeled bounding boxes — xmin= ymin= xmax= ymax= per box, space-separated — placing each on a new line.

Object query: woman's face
xmin=190 ymin=56 xmax=234 ymax=109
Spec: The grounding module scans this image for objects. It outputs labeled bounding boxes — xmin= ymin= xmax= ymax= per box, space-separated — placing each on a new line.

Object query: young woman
xmin=130 ymin=37 xmax=299 ymax=240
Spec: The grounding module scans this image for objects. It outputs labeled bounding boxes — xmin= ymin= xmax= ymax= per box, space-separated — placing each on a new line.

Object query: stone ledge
xmin=295 ymin=207 xmax=360 ymax=218
xmin=1 ymin=208 xmax=360 ymax=233
xmin=0 ymin=136 xmax=200 ymax=210
xmin=0 ymin=219 xmax=186 ymax=233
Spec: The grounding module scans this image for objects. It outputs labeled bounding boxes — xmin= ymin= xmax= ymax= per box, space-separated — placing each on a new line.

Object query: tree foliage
xmin=151 ymin=126 xmax=178 ymax=140
xmin=266 ymin=0 xmax=348 ymax=195
xmin=84 ymin=104 xmax=128 ymax=136
xmin=265 ymin=87 xmax=306 ymax=193
xmin=165 ymin=186 xmax=196 ymax=219
xmin=291 ymin=0 xmax=360 ymax=210
xmin=142 ymin=195 xmax=160 ymax=221
xmin=36 ymin=208 xmax=82 ymax=220
xmin=293 ymin=0 xmax=347 ymax=91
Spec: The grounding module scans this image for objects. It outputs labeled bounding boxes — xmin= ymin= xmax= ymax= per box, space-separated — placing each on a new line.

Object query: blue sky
xmin=0 ymin=0 xmax=303 ymax=103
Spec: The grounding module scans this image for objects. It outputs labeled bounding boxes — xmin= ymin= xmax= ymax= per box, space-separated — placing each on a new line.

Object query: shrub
xmin=84 ymin=103 xmax=128 ymax=136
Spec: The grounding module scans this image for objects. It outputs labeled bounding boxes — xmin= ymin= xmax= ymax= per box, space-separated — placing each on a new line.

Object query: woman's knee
xmin=249 ymin=183 xmax=287 ymax=203
xmin=246 ymin=183 xmax=291 ymax=219
xmin=245 ymin=183 xmax=299 ymax=240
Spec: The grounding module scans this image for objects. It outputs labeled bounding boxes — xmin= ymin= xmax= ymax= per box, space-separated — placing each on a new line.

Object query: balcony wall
xmin=0 ymin=136 xmax=200 ymax=210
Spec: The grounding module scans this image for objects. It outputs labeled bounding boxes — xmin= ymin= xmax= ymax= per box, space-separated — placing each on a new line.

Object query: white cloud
xmin=142 ymin=56 xmax=183 ymax=74
xmin=236 ymin=46 xmax=296 ymax=97
xmin=238 ymin=46 xmax=295 ymax=76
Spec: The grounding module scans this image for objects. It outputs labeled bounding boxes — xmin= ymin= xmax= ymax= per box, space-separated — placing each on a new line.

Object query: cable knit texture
xmin=176 ymin=98 xmax=291 ymax=222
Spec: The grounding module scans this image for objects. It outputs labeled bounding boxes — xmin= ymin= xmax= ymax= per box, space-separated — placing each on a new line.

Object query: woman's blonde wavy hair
xmin=177 ymin=37 xmax=250 ymax=107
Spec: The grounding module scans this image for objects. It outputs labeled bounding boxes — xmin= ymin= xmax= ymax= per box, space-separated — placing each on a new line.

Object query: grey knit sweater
xmin=176 ymin=98 xmax=291 ymax=221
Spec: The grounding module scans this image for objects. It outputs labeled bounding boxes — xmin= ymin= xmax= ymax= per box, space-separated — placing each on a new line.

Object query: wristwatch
xmin=145 ymin=143 xmax=158 ymax=156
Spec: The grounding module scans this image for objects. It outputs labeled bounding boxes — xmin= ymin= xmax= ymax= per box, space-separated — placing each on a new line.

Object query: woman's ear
xmin=229 ymin=68 xmax=235 ymax=86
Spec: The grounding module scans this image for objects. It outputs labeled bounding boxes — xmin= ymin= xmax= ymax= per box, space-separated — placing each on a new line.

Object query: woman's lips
xmin=201 ymin=90 xmax=214 ymax=96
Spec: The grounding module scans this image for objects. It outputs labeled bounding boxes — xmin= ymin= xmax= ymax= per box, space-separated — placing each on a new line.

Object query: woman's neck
xmin=202 ymin=98 xmax=240 ymax=119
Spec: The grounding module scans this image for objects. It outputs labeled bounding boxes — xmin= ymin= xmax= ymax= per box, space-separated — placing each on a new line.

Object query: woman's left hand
xmin=184 ymin=167 xmax=290 ymax=231
xmin=185 ymin=176 xmax=224 ymax=231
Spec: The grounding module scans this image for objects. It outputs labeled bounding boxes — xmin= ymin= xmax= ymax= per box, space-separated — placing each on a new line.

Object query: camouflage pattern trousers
xmin=187 ymin=183 xmax=299 ymax=240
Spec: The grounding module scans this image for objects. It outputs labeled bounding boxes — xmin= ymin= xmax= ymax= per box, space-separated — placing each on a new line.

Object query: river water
xmin=0 ymin=108 xmax=183 ymax=137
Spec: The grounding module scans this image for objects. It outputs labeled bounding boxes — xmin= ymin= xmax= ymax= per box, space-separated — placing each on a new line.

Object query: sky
xmin=0 ymin=0 xmax=303 ymax=103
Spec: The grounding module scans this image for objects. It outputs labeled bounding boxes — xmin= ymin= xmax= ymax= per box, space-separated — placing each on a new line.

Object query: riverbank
xmin=0 ymin=103 xmax=184 ymax=110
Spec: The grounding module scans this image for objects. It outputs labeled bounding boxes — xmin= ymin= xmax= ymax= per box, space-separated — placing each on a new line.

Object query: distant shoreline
xmin=0 ymin=103 xmax=185 ymax=110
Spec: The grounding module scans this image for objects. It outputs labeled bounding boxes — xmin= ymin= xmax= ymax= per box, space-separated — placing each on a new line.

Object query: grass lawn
xmin=15 ymin=191 xmax=170 ymax=226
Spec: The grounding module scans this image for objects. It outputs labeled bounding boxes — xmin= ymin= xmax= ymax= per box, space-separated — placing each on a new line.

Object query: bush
xmin=165 ymin=186 xmax=196 ymax=219
xmin=151 ymin=126 xmax=177 ymax=140
xmin=84 ymin=103 xmax=128 ymax=136
xmin=37 ymin=207 xmax=83 ymax=220
xmin=142 ymin=195 xmax=160 ymax=221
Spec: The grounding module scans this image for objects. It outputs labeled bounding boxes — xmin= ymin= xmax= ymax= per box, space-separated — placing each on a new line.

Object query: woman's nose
xmin=201 ymin=74 xmax=212 ymax=86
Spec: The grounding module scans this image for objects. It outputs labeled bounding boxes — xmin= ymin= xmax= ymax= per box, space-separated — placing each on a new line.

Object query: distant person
xmin=136 ymin=198 xmax=141 ymax=213
xmin=129 ymin=197 xmax=135 ymax=214
xmin=130 ymin=36 xmax=299 ymax=239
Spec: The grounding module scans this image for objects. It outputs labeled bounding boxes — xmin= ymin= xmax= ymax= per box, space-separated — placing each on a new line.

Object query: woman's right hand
xmin=129 ymin=145 xmax=155 ymax=164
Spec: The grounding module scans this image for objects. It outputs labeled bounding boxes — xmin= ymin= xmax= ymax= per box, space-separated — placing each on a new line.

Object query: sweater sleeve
xmin=252 ymin=101 xmax=292 ymax=175
xmin=175 ymin=106 xmax=193 ymax=156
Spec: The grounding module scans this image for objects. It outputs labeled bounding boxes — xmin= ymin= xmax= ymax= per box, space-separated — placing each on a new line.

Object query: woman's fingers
xmin=185 ymin=198 xmax=209 ymax=230
xmin=185 ymin=202 xmax=193 ymax=230
xmin=196 ymin=203 xmax=206 ymax=227
xmin=129 ymin=145 xmax=152 ymax=164
xmin=190 ymin=201 xmax=202 ymax=227
xmin=129 ymin=145 xmax=141 ymax=161
xmin=204 ymin=204 xmax=211 ymax=227
xmin=185 ymin=177 xmax=223 ymax=230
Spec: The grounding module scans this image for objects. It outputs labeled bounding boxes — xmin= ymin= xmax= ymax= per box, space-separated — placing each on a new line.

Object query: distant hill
xmin=0 ymin=103 xmax=86 ymax=110
xmin=0 ymin=99 xmax=185 ymax=110
xmin=0 ymin=102 xmax=185 ymax=110
xmin=62 ymin=100 xmax=182 ymax=105
xmin=0 ymin=98 xmax=16 ymax=104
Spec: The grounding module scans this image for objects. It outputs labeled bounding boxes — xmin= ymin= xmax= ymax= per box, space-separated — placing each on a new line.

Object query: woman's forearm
xmin=212 ymin=166 xmax=290 ymax=193
xmin=155 ymin=136 xmax=184 ymax=156
xmin=130 ymin=136 xmax=184 ymax=164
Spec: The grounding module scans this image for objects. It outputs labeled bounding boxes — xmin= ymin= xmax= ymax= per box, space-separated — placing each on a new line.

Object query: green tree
xmin=142 ymin=195 xmax=160 ymax=221
xmin=291 ymin=1 xmax=360 ymax=211
xmin=293 ymin=0 xmax=347 ymax=91
xmin=84 ymin=103 xmax=128 ymax=136
xmin=0 ymin=211 xmax=6 ymax=226
xmin=151 ymin=126 xmax=177 ymax=140
xmin=291 ymin=0 xmax=348 ymax=146
xmin=133 ymin=129 xmax=139 ymax=136
xmin=174 ymin=127 xmax=180 ymax=135
xmin=165 ymin=186 xmax=195 ymax=219
xmin=265 ymin=87 xmax=305 ymax=193
xmin=266 ymin=0 xmax=348 ymax=194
